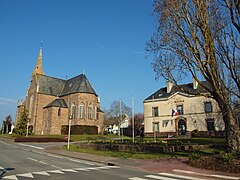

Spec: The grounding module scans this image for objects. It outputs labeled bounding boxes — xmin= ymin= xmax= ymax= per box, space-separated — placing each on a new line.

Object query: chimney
xmin=167 ymin=81 xmax=173 ymax=93
xmin=193 ymin=77 xmax=198 ymax=89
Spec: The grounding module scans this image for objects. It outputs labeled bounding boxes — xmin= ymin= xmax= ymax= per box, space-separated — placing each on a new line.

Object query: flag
xmin=171 ymin=109 xmax=179 ymax=117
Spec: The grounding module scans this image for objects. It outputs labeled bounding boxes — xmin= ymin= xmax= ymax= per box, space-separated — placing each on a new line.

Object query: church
xmin=16 ymin=48 xmax=104 ymax=135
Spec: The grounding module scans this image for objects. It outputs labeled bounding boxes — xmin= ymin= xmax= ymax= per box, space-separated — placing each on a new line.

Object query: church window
xmin=94 ymin=106 xmax=97 ymax=120
xmin=88 ymin=105 xmax=93 ymax=119
xmin=71 ymin=103 xmax=76 ymax=119
xmin=79 ymin=103 xmax=85 ymax=119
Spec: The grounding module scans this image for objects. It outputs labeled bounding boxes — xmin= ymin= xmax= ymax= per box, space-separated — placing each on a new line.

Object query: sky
xmin=0 ymin=0 xmax=164 ymax=122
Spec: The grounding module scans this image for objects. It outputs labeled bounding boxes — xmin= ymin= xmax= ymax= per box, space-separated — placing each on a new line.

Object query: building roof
xmin=61 ymin=74 xmax=97 ymax=96
xmin=38 ymin=75 xmax=66 ymax=96
xmin=37 ymin=73 xmax=97 ymax=97
xmin=44 ymin=98 xmax=68 ymax=108
xmin=144 ymin=81 xmax=211 ymax=102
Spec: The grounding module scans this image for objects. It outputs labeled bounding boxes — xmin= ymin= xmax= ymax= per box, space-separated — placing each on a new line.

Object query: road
xmin=1 ymin=139 xmax=239 ymax=180
xmin=0 ymin=139 xmax=148 ymax=180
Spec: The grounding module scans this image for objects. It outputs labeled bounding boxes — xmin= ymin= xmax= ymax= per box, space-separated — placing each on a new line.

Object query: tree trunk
xmin=223 ymin=110 xmax=240 ymax=152
xmin=215 ymin=93 xmax=240 ymax=152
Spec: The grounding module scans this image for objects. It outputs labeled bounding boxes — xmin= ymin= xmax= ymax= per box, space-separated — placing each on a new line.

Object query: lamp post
xmin=67 ymin=115 xmax=72 ymax=150
xmin=132 ymin=95 xmax=134 ymax=143
xmin=26 ymin=120 xmax=29 ymax=137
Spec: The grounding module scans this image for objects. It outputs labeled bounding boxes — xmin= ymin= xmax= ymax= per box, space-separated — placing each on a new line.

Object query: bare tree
xmin=147 ymin=0 xmax=240 ymax=151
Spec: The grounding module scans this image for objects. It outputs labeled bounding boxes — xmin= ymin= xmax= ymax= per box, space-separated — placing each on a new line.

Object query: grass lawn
xmin=61 ymin=136 xmax=227 ymax=159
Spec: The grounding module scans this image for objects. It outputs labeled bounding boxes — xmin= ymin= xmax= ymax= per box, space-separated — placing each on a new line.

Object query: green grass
xmin=62 ymin=144 xmax=178 ymax=159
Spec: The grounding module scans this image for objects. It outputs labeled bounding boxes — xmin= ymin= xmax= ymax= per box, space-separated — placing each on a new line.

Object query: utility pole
xmin=132 ymin=95 xmax=134 ymax=143
xmin=66 ymin=75 xmax=72 ymax=150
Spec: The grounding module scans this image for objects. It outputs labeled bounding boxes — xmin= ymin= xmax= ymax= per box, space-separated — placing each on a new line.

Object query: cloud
xmin=0 ymin=98 xmax=17 ymax=105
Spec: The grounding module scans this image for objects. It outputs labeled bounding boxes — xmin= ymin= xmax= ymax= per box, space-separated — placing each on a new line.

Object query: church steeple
xmin=32 ymin=48 xmax=44 ymax=77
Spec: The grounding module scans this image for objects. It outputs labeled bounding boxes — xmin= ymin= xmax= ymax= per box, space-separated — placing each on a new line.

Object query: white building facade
xmin=144 ymin=80 xmax=225 ymax=137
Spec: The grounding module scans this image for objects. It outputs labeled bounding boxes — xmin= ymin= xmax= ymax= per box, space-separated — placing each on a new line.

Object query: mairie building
xmin=16 ymin=48 xmax=104 ymax=135
xmin=143 ymin=79 xmax=225 ymax=137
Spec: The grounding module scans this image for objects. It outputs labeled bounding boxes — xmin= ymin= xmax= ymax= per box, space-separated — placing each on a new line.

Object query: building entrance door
xmin=178 ymin=119 xmax=186 ymax=135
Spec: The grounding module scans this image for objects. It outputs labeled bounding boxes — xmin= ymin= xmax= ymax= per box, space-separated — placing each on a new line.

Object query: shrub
xmin=191 ymin=129 xmax=200 ymax=137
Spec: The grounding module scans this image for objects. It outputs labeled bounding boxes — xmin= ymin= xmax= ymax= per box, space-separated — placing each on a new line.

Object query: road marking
xmin=38 ymin=161 xmax=47 ymax=165
xmin=27 ymin=157 xmax=38 ymax=162
xmin=47 ymin=154 xmax=63 ymax=159
xmin=18 ymin=143 xmax=44 ymax=150
xmin=146 ymin=175 xmax=178 ymax=180
xmin=68 ymin=159 xmax=96 ymax=165
xmin=74 ymin=168 xmax=90 ymax=171
xmin=159 ymin=172 xmax=207 ymax=180
xmin=173 ymin=169 xmax=240 ymax=180
xmin=32 ymin=171 xmax=50 ymax=176
xmin=16 ymin=173 xmax=34 ymax=178
xmin=61 ymin=169 xmax=78 ymax=173
xmin=129 ymin=178 xmax=147 ymax=180
xmin=2 ymin=175 xmax=18 ymax=180
xmin=47 ymin=170 xmax=65 ymax=174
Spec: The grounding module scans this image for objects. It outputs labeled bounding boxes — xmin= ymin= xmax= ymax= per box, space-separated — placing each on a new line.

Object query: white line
xmin=39 ymin=161 xmax=47 ymax=165
xmin=145 ymin=175 xmax=178 ymax=180
xmin=32 ymin=171 xmax=50 ymax=176
xmin=129 ymin=177 xmax=148 ymax=180
xmin=2 ymin=175 xmax=18 ymax=179
xmin=68 ymin=159 xmax=96 ymax=165
xmin=27 ymin=157 xmax=38 ymax=162
xmin=159 ymin=172 xmax=207 ymax=180
xmin=16 ymin=173 xmax=34 ymax=178
xmin=18 ymin=143 xmax=44 ymax=150
xmin=47 ymin=154 xmax=63 ymax=159
xmin=173 ymin=169 xmax=240 ymax=180
xmin=47 ymin=170 xmax=65 ymax=174
xmin=74 ymin=168 xmax=90 ymax=171
xmin=61 ymin=169 xmax=78 ymax=173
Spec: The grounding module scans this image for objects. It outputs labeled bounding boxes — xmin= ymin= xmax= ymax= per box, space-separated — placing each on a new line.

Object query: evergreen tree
xmin=15 ymin=107 xmax=29 ymax=136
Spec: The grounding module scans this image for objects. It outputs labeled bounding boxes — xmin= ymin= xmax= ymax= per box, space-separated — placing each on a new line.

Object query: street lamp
xmin=132 ymin=95 xmax=134 ymax=143
xmin=26 ymin=120 xmax=29 ymax=137
xmin=67 ymin=115 xmax=72 ymax=150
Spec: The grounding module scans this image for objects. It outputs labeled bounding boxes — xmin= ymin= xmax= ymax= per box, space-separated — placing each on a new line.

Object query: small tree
xmin=2 ymin=115 xmax=12 ymax=134
xmin=15 ymin=107 xmax=29 ymax=136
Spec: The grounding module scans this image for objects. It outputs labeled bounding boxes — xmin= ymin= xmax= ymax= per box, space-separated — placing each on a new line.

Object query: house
xmin=16 ymin=48 xmax=104 ymax=135
xmin=143 ymin=79 xmax=224 ymax=137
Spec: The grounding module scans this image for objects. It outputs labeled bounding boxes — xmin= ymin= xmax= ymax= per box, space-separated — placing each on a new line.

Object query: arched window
xmin=79 ymin=103 xmax=85 ymax=119
xmin=88 ymin=104 xmax=93 ymax=119
xmin=71 ymin=103 xmax=76 ymax=119
xmin=94 ymin=106 xmax=97 ymax=120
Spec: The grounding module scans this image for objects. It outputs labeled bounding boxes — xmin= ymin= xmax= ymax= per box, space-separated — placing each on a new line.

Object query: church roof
xmin=44 ymin=98 xmax=68 ymax=108
xmin=38 ymin=75 xmax=65 ymax=96
xmin=60 ymin=74 xmax=97 ymax=96
xmin=144 ymin=81 xmax=211 ymax=101
xmin=37 ymin=74 xmax=97 ymax=97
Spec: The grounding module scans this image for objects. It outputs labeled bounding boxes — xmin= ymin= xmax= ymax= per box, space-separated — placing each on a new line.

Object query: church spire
xmin=32 ymin=47 xmax=44 ymax=77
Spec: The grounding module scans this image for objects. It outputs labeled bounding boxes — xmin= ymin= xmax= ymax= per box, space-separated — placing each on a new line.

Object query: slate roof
xmin=38 ymin=75 xmax=65 ymax=96
xmin=44 ymin=98 xmax=68 ymax=108
xmin=37 ymin=73 xmax=97 ymax=97
xmin=61 ymin=74 xmax=96 ymax=96
xmin=144 ymin=81 xmax=212 ymax=102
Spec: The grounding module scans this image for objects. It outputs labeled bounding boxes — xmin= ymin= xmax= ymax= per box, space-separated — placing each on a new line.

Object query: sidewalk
xmin=45 ymin=146 xmax=240 ymax=177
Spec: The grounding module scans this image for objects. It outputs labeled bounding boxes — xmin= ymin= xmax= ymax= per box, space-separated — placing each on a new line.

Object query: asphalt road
xmin=0 ymin=139 xmax=148 ymax=180
xmin=1 ymin=139 xmax=239 ymax=180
